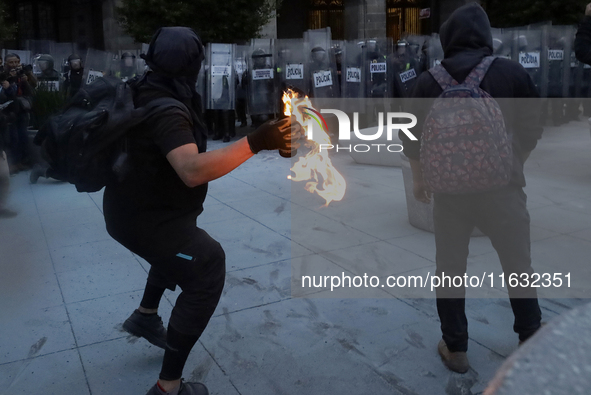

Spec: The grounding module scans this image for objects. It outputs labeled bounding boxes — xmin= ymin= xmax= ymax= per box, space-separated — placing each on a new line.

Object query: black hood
xmin=439 ymin=2 xmax=493 ymax=83
xmin=140 ymin=26 xmax=204 ymax=78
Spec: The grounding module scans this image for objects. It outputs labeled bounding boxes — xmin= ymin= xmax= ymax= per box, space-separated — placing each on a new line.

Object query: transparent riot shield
xmin=404 ymin=34 xmax=428 ymax=73
xmin=341 ymin=40 xmax=364 ymax=98
xmin=234 ymin=45 xmax=249 ymax=87
xmin=389 ymin=38 xmax=421 ymax=98
xmin=52 ymin=42 xmax=78 ymax=76
xmin=510 ymin=25 xmax=549 ymax=98
xmin=546 ymin=25 xmax=574 ymax=99
xmin=196 ymin=59 xmax=206 ymax=113
xmin=83 ymin=49 xmax=112 ymax=85
xmin=234 ymin=45 xmax=249 ymax=126
xmin=138 ymin=43 xmax=150 ymax=73
xmin=247 ymin=39 xmax=277 ymax=116
xmin=206 ymin=43 xmax=236 ymax=110
xmin=491 ymin=28 xmax=512 ymax=60
xmin=304 ymin=28 xmax=339 ymax=98
xmin=276 ymin=39 xmax=308 ymax=96
xmin=360 ymin=38 xmax=392 ymax=98
xmin=331 ymin=40 xmax=344 ymax=96
xmin=112 ymin=50 xmax=142 ymax=81
xmin=426 ymin=34 xmax=444 ymax=70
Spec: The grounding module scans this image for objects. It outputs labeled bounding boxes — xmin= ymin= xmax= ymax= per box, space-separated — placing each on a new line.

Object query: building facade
xmin=277 ymin=0 xmax=481 ymax=42
xmin=1 ymin=0 xmax=479 ymax=53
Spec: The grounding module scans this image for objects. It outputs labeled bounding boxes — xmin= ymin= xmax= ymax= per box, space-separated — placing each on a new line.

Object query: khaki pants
xmin=0 ymin=150 xmax=9 ymax=209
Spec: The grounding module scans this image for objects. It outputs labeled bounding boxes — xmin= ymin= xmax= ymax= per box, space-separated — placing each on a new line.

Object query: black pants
xmin=433 ymin=186 xmax=541 ymax=352
xmin=141 ymin=227 xmax=226 ymax=337
xmin=8 ymin=112 xmax=30 ymax=165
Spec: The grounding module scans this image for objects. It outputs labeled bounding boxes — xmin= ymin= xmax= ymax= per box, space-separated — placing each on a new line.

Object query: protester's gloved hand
xmin=247 ymin=116 xmax=304 ymax=157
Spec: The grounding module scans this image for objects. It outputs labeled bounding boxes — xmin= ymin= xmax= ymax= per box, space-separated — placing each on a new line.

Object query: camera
xmin=16 ymin=64 xmax=33 ymax=77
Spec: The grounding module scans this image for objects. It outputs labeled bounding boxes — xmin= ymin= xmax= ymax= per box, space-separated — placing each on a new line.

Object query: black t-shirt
xmin=103 ymin=90 xmax=208 ymax=258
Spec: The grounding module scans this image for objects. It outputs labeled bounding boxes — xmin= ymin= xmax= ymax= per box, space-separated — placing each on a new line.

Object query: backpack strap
xmin=463 ymin=56 xmax=497 ymax=89
xmin=428 ymin=64 xmax=458 ymax=91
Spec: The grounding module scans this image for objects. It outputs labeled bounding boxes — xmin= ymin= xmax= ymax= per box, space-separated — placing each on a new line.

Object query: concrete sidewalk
xmin=0 ymin=120 xmax=590 ymax=395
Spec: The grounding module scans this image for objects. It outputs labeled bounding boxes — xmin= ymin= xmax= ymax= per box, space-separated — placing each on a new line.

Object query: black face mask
xmin=186 ymin=74 xmax=198 ymax=89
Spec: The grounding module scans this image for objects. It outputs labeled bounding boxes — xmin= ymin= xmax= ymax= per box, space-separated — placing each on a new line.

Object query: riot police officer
xmin=63 ymin=54 xmax=84 ymax=99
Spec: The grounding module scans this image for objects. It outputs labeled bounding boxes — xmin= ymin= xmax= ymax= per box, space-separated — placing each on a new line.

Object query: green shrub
xmin=32 ymin=83 xmax=66 ymax=129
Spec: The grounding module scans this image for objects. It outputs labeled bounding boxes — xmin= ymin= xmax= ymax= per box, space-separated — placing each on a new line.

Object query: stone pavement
xmin=0 ymin=119 xmax=590 ymax=395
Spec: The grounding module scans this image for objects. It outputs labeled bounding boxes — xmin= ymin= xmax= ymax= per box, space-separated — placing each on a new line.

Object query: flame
xmin=282 ymin=89 xmax=347 ymax=206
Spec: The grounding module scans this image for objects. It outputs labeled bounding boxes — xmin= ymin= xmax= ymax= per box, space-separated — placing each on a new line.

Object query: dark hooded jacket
xmin=103 ymin=27 xmax=209 ymax=257
xmin=575 ymin=16 xmax=591 ymax=65
xmin=402 ymin=2 xmax=543 ymax=188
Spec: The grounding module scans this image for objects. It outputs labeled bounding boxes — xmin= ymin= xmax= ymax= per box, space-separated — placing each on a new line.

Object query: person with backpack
xmin=99 ymin=27 xmax=301 ymax=395
xmin=575 ymin=3 xmax=591 ymax=65
xmin=400 ymin=3 xmax=543 ymax=374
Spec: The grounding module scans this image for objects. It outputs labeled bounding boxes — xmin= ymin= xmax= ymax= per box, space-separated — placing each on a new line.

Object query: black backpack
xmin=36 ymin=76 xmax=190 ymax=192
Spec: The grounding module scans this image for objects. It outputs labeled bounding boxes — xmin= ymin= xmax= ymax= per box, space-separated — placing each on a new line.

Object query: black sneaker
xmin=145 ymin=380 xmax=209 ymax=395
xmin=122 ymin=310 xmax=167 ymax=349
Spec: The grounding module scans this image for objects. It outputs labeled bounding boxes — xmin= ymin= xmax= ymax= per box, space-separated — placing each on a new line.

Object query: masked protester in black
xmin=101 ymin=27 xmax=302 ymax=395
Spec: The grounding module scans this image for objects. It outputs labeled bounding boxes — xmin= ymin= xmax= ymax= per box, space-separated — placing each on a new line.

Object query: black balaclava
xmin=135 ymin=26 xmax=207 ymax=151
xmin=139 ymin=26 xmax=204 ymax=100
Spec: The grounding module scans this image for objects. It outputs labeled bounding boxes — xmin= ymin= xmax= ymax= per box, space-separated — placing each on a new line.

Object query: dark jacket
xmin=575 ymin=16 xmax=591 ymax=65
xmin=401 ymin=2 xmax=543 ymax=187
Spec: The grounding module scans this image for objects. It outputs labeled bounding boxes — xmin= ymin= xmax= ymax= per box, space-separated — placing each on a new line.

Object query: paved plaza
xmin=1 ymin=119 xmax=590 ymax=395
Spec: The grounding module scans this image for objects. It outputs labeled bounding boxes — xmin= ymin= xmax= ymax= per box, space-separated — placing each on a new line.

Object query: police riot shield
xmin=196 ymin=59 xmax=206 ymax=113
xmin=138 ymin=44 xmax=150 ymax=74
xmin=83 ymin=49 xmax=112 ymax=85
xmin=570 ymin=31 xmax=591 ymax=101
xmin=546 ymin=25 xmax=574 ymax=99
xmin=389 ymin=38 xmax=421 ymax=98
xmin=510 ymin=25 xmax=549 ymax=98
xmin=491 ymin=28 xmax=512 ymax=60
xmin=404 ymin=35 xmax=428 ymax=73
xmin=206 ymin=43 xmax=236 ymax=110
xmin=112 ymin=50 xmax=142 ymax=81
xmin=360 ymin=38 xmax=392 ymax=98
xmin=332 ymin=41 xmax=344 ymax=96
xmin=340 ymin=41 xmax=364 ymax=98
xmin=276 ymin=39 xmax=308 ymax=96
xmin=52 ymin=42 xmax=78 ymax=76
xmin=247 ymin=39 xmax=277 ymax=116
xmin=304 ymin=28 xmax=339 ymax=98
xmin=426 ymin=34 xmax=444 ymax=70
xmin=234 ymin=45 xmax=248 ymax=89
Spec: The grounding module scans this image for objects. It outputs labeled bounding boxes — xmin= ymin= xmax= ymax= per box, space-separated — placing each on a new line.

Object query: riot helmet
xmin=140 ymin=26 xmax=205 ymax=78
xmin=122 ymin=52 xmax=136 ymax=68
xmin=515 ymin=35 xmax=528 ymax=52
xmin=311 ymin=46 xmax=328 ymax=67
xmin=68 ymin=54 xmax=82 ymax=71
xmin=36 ymin=54 xmax=55 ymax=73
xmin=396 ymin=40 xmax=409 ymax=56
xmin=252 ymin=48 xmax=269 ymax=68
